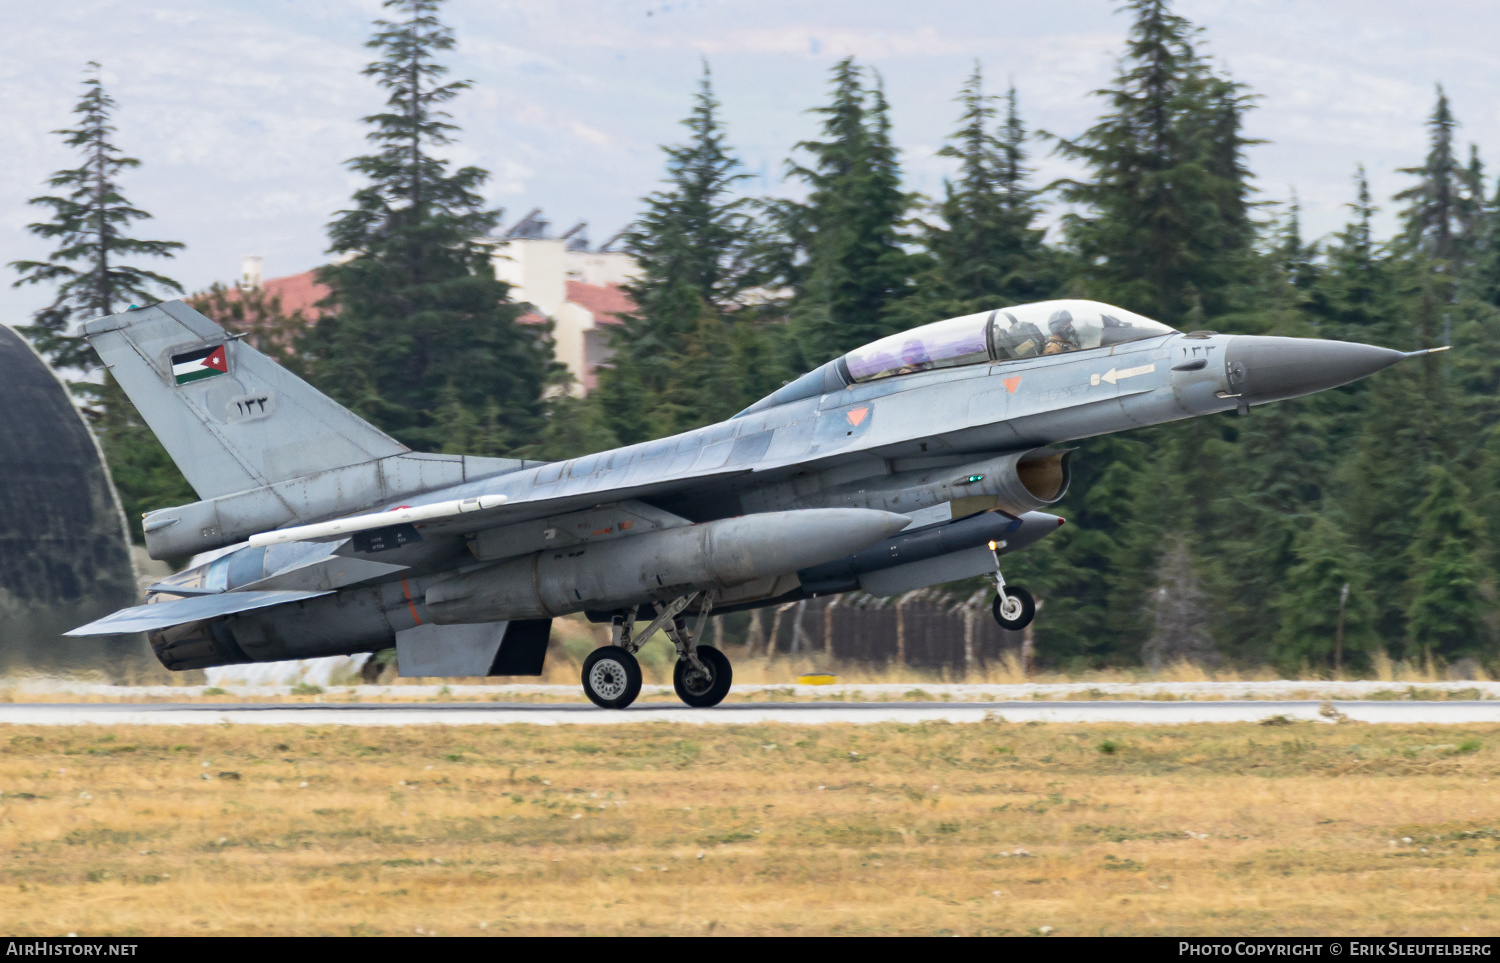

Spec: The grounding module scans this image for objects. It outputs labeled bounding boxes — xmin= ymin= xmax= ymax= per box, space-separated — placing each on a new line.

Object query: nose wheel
xmin=987 ymin=539 xmax=1037 ymax=631
xmin=991 ymin=585 xmax=1035 ymax=630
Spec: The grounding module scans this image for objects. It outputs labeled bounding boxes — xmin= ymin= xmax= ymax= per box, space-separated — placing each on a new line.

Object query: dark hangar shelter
xmin=0 ymin=324 xmax=151 ymax=678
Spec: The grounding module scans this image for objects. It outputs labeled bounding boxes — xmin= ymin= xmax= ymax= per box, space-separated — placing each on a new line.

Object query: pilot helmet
xmin=1048 ymin=310 xmax=1080 ymax=347
xmin=900 ymin=339 xmax=929 ymax=365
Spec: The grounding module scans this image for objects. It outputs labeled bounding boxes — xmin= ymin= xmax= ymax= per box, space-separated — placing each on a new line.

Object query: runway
xmin=1 ymin=700 xmax=1497 ymax=725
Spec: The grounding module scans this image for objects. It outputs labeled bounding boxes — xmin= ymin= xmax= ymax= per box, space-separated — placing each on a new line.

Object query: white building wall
xmin=491 ymin=238 xmax=639 ymax=395
xmin=565 ymin=249 xmax=638 ymax=287
xmin=492 ymin=238 xmax=567 ymax=317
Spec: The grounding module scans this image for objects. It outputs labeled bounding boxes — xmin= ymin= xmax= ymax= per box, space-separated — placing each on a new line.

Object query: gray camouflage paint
xmin=68 ymin=300 xmax=1409 ymax=671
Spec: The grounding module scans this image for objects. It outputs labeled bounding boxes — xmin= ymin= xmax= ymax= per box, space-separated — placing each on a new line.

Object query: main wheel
xmin=991 ymin=585 xmax=1036 ymax=630
xmin=582 ymin=647 xmax=643 ymax=709
xmin=673 ymin=645 xmax=732 ymax=708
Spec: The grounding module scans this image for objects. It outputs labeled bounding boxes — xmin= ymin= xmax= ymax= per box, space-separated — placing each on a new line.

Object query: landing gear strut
xmin=582 ymin=592 xmax=733 ymax=709
xmin=987 ymin=540 xmax=1036 ymax=631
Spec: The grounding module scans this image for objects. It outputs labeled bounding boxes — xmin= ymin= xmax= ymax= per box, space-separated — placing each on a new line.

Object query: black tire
xmin=672 ymin=645 xmax=733 ymax=708
xmin=582 ymin=647 xmax=643 ymax=710
xmin=991 ymin=585 xmax=1036 ymax=630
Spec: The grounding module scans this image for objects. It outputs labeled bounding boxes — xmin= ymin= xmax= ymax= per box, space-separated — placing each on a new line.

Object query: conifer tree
xmin=11 ymin=63 xmax=183 ymax=372
xmin=1053 ymin=0 xmax=1255 ymax=325
xmin=781 ymin=59 xmax=917 ymax=361
xmin=1396 ymin=87 xmax=1463 ymax=265
xmin=1477 ymin=176 xmax=1500 ymax=307
xmin=917 ymin=69 xmax=1051 ymax=316
xmin=1404 ymin=464 xmax=1488 ymax=661
xmin=301 ymin=0 xmax=553 ymax=454
xmin=1275 ymin=194 xmax=1318 ymax=294
xmin=593 ymin=64 xmax=761 ymax=443
xmin=1321 ymin=167 xmax=1391 ymax=336
xmin=1273 ymin=515 xmax=1377 ymax=672
xmin=1456 ymin=145 xmax=1488 ymax=272
xmin=9 ymin=63 xmax=192 ymax=541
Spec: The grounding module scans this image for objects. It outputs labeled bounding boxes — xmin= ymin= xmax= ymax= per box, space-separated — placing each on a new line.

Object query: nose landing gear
xmin=987 ymin=539 xmax=1036 ymax=631
xmin=992 ymin=585 xmax=1036 ymax=630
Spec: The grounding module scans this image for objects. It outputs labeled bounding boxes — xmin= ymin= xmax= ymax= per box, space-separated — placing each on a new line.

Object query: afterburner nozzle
xmin=1223 ymin=336 xmax=1407 ymax=404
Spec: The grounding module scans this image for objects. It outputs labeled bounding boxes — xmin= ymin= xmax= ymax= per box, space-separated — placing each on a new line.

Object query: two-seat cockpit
xmin=840 ymin=299 xmax=1178 ymax=384
xmin=736 ymin=299 xmax=1178 ymax=417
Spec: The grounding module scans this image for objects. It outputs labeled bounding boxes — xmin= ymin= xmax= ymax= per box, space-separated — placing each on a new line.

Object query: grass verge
xmin=0 ymin=722 xmax=1496 ymax=935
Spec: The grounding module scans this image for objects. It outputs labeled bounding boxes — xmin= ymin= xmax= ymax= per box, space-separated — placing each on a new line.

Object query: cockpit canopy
xmin=735 ymin=299 xmax=1178 ymax=417
xmin=841 ymin=299 xmax=1177 ymax=384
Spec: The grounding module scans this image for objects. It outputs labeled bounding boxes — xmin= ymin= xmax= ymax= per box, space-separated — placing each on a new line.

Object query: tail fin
xmin=84 ymin=300 xmax=408 ymax=500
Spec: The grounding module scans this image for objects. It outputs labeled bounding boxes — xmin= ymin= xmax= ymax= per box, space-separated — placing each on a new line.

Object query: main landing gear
xmin=987 ymin=540 xmax=1036 ymax=631
xmin=581 ymin=592 xmax=732 ymax=710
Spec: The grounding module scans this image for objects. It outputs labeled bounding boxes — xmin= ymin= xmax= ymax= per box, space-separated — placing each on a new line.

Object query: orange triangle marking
xmin=846 ymin=406 xmax=869 ymax=427
xmin=1002 ymin=376 xmax=1021 ymax=394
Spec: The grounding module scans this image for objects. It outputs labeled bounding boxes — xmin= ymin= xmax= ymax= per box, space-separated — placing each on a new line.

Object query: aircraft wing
xmin=254 ymin=466 xmax=756 ymax=548
xmin=65 ymin=590 xmax=333 ymax=636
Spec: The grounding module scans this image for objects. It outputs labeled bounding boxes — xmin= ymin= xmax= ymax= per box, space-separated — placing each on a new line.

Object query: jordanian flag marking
xmin=171 ymin=345 xmax=229 ymax=385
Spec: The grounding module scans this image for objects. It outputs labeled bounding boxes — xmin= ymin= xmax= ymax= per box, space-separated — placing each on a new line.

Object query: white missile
xmin=247 ymin=494 xmax=509 ymax=548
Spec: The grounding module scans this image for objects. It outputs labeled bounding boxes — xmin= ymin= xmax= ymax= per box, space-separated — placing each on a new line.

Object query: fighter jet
xmin=67 ymin=298 xmax=1433 ymax=708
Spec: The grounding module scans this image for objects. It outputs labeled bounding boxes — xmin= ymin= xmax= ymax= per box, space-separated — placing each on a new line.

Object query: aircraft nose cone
xmin=1224 ymin=336 xmax=1405 ymax=404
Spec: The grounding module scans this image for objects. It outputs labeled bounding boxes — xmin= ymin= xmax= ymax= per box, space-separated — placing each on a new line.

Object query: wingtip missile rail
xmin=248 ymin=494 xmax=509 ymax=548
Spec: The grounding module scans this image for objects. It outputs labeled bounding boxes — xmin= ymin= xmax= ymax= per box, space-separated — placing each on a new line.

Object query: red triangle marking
xmin=846 ymin=406 xmax=869 ymax=427
xmin=203 ymin=345 xmax=228 ymax=373
xmin=1002 ymin=376 xmax=1021 ymax=394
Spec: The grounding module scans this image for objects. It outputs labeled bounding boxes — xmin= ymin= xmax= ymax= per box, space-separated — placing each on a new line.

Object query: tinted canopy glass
xmin=841 ymin=300 xmax=1176 ymax=384
xmin=843 ymin=312 xmax=992 ymax=383
xmin=992 ymin=300 xmax=1175 ymax=360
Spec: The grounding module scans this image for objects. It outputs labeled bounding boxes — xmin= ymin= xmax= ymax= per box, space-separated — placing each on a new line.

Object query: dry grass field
xmin=0 ymin=721 xmax=1496 ymax=936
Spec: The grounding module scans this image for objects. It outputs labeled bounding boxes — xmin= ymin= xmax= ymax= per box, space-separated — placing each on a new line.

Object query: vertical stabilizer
xmin=84 ymin=300 xmax=409 ymax=501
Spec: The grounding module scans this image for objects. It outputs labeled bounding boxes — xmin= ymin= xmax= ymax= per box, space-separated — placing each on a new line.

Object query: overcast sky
xmin=4 ymin=0 xmax=1499 ymax=325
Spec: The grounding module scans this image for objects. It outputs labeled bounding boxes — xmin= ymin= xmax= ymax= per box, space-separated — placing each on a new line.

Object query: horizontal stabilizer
xmin=65 ymin=590 xmax=332 ymax=636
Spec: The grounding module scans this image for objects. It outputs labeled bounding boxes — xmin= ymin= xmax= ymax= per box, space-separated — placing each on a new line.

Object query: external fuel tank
xmin=425 ymin=508 xmax=910 ymax=623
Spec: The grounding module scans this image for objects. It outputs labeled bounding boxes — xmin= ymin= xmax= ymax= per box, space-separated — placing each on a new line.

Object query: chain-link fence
xmin=741 ymin=589 xmax=1024 ymax=671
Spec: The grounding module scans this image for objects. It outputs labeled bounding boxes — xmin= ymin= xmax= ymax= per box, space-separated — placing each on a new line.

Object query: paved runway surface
xmin=1 ymin=701 xmax=1497 ymax=725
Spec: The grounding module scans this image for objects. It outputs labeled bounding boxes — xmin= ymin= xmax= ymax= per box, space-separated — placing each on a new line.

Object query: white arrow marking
xmin=1090 ymin=362 xmax=1156 ymax=386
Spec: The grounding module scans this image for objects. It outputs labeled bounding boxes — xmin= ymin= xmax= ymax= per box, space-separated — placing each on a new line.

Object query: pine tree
xmin=1053 ymin=0 xmax=1256 ymax=325
xmin=11 ymin=63 xmax=183 ymax=373
xmin=1477 ymin=176 xmax=1500 ymax=307
xmin=917 ymin=69 xmax=1051 ymax=316
xmin=9 ymin=63 xmax=192 ymax=542
xmin=1322 ymin=167 xmax=1391 ymax=336
xmin=301 ymin=0 xmax=553 ymax=453
xmin=1275 ymin=194 xmax=1319 ymax=294
xmin=1456 ymin=145 xmax=1488 ymax=273
xmin=1273 ymin=514 xmax=1377 ymax=673
xmin=623 ymin=63 xmax=756 ymax=321
xmin=1395 ymin=87 xmax=1463 ymax=265
xmin=781 ymin=59 xmax=917 ymax=362
xmin=1142 ymin=537 xmax=1218 ymax=670
xmin=1405 ymin=464 xmax=1489 ymax=661
xmin=593 ymin=63 xmax=763 ymax=443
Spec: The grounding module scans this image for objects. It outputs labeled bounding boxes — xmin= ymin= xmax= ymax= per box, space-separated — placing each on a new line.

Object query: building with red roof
xmin=212 ymin=213 xmax=637 ymax=394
